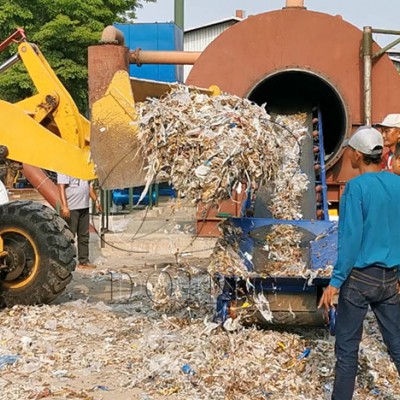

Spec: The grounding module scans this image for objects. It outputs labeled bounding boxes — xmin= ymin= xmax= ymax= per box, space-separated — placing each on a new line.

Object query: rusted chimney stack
xmin=235 ymin=10 xmax=245 ymax=19
xmin=285 ymin=0 xmax=305 ymax=8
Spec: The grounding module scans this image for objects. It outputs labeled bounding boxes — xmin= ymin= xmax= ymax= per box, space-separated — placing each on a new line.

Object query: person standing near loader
xmin=319 ymin=126 xmax=400 ymax=400
xmin=57 ymin=174 xmax=101 ymax=269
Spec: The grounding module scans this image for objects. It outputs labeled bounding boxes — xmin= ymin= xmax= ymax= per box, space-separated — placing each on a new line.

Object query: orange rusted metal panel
xmin=187 ymin=8 xmax=400 ymax=204
xmin=196 ymin=187 xmax=248 ymax=236
xmin=88 ymin=44 xmax=129 ymax=107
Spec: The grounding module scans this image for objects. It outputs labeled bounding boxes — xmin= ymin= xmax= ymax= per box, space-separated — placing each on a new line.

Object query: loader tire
xmin=0 ymin=200 xmax=76 ymax=306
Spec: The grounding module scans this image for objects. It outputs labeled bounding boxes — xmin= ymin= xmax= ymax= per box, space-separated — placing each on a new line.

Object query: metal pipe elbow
xmin=100 ymin=25 xmax=125 ymax=46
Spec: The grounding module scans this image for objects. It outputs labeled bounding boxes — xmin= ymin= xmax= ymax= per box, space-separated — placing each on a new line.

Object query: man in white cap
xmin=319 ymin=126 xmax=400 ymax=400
xmin=376 ymin=113 xmax=400 ymax=172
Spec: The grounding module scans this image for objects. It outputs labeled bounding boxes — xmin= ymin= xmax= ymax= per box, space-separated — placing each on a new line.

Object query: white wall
xmin=184 ymin=21 xmax=239 ymax=81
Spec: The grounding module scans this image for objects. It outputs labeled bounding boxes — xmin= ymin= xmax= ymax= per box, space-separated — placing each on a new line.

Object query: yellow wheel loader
xmin=0 ymin=29 xmax=213 ymax=306
xmin=0 ymin=29 xmax=97 ymax=305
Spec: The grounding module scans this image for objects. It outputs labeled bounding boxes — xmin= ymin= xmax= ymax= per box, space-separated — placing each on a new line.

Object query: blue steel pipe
xmin=112 ymin=186 xmax=176 ymax=206
xmin=112 ymin=189 xmax=157 ymax=206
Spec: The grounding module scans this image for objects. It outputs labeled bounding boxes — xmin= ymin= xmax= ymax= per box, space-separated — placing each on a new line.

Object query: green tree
xmin=0 ymin=0 xmax=155 ymax=112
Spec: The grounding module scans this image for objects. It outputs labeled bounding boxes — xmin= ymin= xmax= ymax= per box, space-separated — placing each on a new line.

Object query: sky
xmin=135 ymin=0 xmax=400 ymax=48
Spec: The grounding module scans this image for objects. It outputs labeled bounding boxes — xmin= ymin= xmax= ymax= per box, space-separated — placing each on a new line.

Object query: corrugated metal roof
xmin=185 ymin=17 xmax=242 ymax=33
xmin=183 ymin=20 xmax=240 ymax=80
xmin=183 ymin=16 xmax=244 ymax=81
xmin=184 ymin=21 xmax=238 ymax=51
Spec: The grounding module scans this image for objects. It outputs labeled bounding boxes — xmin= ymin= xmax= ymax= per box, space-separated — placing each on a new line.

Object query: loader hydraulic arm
xmin=0 ymin=30 xmax=95 ymax=180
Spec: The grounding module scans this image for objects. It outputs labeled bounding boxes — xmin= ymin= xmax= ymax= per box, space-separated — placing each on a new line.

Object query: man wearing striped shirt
xmin=376 ymin=114 xmax=400 ymax=172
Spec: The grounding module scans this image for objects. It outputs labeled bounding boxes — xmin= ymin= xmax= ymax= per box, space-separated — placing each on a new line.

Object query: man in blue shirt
xmin=319 ymin=126 xmax=400 ymax=400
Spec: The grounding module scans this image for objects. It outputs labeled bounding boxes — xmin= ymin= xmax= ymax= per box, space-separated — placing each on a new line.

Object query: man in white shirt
xmin=57 ymin=174 xmax=101 ymax=269
xmin=0 ymin=180 xmax=9 ymax=205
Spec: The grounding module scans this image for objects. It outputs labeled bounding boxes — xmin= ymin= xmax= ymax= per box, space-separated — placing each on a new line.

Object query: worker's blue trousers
xmin=332 ymin=265 xmax=400 ymax=400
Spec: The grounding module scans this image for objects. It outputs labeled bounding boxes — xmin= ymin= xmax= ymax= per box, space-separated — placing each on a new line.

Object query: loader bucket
xmin=91 ymin=70 xmax=145 ymax=189
xmin=91 ymin=71 xmax=217 ymax=189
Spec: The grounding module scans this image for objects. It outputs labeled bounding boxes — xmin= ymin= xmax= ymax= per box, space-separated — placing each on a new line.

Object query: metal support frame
xmin=362 ymin=26 xmax=400 ymax=126
xmin=371 ymin=28 xmax=400 ymax=58
xmin=99 ymin=189 xmax=110 ymax=249
xmin=0 ymin=28 xmax=26 ymax=52
xmin=362 ymin=27 xmax=373 ymax=126
xmin=128 ymin=187 xmax=134 ymax=211
xmin=0 ymin=29 xmax=27 ymax=76
xmin=174 ymin=0 xmax=184 ymax=30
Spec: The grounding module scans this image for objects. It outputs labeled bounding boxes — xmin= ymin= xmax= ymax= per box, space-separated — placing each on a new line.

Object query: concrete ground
xmin=9 ymin=188 xmax=216 ymax=268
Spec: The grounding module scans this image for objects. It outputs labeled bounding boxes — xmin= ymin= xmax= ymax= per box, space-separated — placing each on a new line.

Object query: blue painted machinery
xmin=215 ymin=111 xmax=338 ymax=326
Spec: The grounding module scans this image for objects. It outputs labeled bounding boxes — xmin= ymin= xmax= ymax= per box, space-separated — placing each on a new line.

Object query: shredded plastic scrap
xmin=0 ymin=302 xmax=397 ymax=399
xmin=210 ymin=114 xmax=318 ymax=279
xmin=136 ymin=87 xmax=286 ymax=206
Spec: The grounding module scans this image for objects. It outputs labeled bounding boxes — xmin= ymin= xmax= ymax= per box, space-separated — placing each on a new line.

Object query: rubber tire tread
xmin=0 ymin=200 xmax=76 ymax=306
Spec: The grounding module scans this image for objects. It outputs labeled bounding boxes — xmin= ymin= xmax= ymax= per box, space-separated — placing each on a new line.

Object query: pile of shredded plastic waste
xmin=0 ymin=298 xmax=398 ymax=400
xmin=136 ymin=87 xmax=298 ymax=206
xmin=136 ymin=88 xmax=314 ymax=277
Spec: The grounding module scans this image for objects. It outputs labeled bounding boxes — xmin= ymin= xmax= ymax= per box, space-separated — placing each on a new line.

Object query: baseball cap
xmin=376 ymin=114 xmax=400 ymax=128
xmin=343 ymin=126 xmax=383 ymax=156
